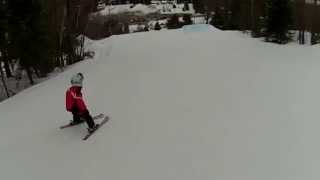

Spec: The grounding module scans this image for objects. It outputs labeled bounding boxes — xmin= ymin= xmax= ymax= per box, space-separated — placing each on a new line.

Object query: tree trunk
xmin=0 ymin=63 xmax=10 ymax=98
xmin=4 ymin=62 xmax=12 ymax=78
xmin=4 ymin=59 xmax=12 ymax=78
xmin=311 ymin=0 xmax=317 ymax=45
xmin=26 ymin=67 xmax=35 ymax=85
xmin=311 ymin=32 xmax=317 ymax=45
xmin=0 ymin=49 xmax=12 ymax=78
xmin=59 ymin=1 xmax=67 ymax=68
xmin=300 ymin=30 xmax=305 ymax=44
xmin=299 ymin=30 xmax=305 ymax=44
xmin=33 ymin=67 xmax=41 ymax=78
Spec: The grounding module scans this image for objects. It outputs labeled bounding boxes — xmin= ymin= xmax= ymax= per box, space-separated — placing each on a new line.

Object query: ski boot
xmin=87 ymin=124 xmax=99 ymax=133
xmin=70 ymin=119 xmax=84 ymax=125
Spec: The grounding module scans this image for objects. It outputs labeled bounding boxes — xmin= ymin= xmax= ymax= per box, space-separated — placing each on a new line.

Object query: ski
xmin=83 ymin=116 xmax=110 ymax=141
xmin=60 ymin=113 xmax=104 ymax=129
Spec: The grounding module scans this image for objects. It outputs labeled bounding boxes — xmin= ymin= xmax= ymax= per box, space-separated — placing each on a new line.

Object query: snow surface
xmin=97 ymin=4 xmax=159 ymax=15
xmin=183 ymin=24 xmax=218 ymax=33
xmin=1 ymin=25 xmax=320 ymax=180
xmin=97 ymin=3 xmax=194 ymax=16
xmin=159 ymin=3 xmax=195 ymax=15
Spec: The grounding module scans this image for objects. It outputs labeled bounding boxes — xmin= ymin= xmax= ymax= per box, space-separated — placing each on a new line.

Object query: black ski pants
xmin=72 ymin=111 xmax=95 ymax=128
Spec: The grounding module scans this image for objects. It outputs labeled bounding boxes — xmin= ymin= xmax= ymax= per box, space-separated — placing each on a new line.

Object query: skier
xmin=66 ymin=73 xmax=98 ymax=132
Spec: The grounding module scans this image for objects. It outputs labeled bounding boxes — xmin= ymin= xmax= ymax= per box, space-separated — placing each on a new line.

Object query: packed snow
xmin=1 ymin=25 xmax=320 ymax=180
xmin=183 ymin=24 xmax=218 ymax=33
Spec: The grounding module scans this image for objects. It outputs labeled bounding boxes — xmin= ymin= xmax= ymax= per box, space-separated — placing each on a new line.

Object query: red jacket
xmin=66 ymin=87 xmax=88 ymax=114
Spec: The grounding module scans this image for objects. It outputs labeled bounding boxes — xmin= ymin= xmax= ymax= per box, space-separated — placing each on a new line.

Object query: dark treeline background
xmin=193 ymin=0 xmax=320 ymax=44
xmin=0 ymin=0 xmax=97 ymax=93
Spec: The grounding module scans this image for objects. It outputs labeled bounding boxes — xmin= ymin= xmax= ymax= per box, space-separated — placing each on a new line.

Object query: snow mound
xmin=183 ymin=24 xmax=219 ymax=33
xmin=97 ymin=4 xmax=158 ymax=15
xmin=132 ymin=4 xmax=158 ymax=14
xmin=96 ymin=3 xmax=195 ymax=16
xmin=159 ymin=3 xmax=195 ymax=15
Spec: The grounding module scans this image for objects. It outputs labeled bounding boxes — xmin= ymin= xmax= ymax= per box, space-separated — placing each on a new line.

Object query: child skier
xmin=66 ymin=73 xmax=98 ymax=132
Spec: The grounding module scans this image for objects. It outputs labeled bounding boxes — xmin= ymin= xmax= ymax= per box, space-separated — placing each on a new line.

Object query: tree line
xmin=0 ymin=0 xmax=97 ymax=97
xmin=193 ymin=0 xmax=320 ymax=45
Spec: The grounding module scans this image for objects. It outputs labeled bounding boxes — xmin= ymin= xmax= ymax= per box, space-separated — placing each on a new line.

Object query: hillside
xmin=1 ymin=25 xmax=320 ymax=180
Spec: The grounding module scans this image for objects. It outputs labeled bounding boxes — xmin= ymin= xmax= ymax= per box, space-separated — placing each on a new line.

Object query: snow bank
xmin=160 ymin=3 xmax=195 ymax=14
xmin=97 ymin=3 xmax=195 ymax=16
xmin=183 ymin=24 xmax=219 ymax=33
xmin=97 ymin=4 xmax=159 ymax=15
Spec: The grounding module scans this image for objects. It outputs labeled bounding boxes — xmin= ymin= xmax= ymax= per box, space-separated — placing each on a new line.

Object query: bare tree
xmin=296 ymin=0 xmax=306 ymax=44
xmin=311 ymin=0 xmax=319 ymax=44
xmin=0 ymin=63 xmax=10 ymax=97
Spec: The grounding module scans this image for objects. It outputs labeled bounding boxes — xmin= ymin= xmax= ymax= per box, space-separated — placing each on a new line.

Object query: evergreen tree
xmin=8 ymin=0 xmax=55 ymax=84
xmin=144 ymin=0 xmax=151 ymax=5
xmin=193 ymin=0 xmax=205 ymax=13
xmin=264 ymin=0 xmax=293 ymax=44
xmin=182 ymin=14 xmax=193 ymax=25
xmin=154 ymin=22 xmax=161 ymax=30
xmin=183 ymin=1 xmax=190 ymax=11
xmin=311 ymin=0 xmax=320 ymax=45
xmin=0 ymin=0 xmax=8 ymax=51
xmin=0 ymin=0 xmax=10 ymax=74
xmin=0 ymin=0 xmax=11 ymax=97
xmin=210 ymin=9 xmax=224 ymax=30
xmin=167 ymin=14 xmax=182 ymax=29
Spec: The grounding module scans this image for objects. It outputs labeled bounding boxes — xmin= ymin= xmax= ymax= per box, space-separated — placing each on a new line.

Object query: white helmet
xmin=70 ymin=73 xmax=84 ymax=87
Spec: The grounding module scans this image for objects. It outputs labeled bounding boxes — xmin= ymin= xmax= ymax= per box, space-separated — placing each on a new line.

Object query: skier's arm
xmin=73 ymin=92 xmax=88 ymax=114
xmin=66 ymin=91 xmax=74 ymax=112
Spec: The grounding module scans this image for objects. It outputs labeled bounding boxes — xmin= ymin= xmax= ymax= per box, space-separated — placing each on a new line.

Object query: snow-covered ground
xmin=97 ymin=3 xmax=194 ymax=16
xmin=1 ymin=25 xmax=320 ymax=180
xmin=97 ymin=4 xmax=159 ymax=15
xmin=0 ymin=67 xmax=63 ymax=102
xmin=159 ymin=3 xmax=194 ymax=15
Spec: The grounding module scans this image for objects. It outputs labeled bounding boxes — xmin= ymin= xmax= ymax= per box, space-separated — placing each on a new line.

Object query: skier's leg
xmin=71 ymin=106 xmax=83 ymax=124
xmin=72 ymin=112 xmax=82 ymax=124
xmin=81 ymin=111 xmax=96 ymax=129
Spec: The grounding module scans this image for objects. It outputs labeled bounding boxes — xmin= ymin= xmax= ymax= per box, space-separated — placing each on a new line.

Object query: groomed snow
xmin=1 ymin=26 xmax=320 ymax=180
xmin=183 ymin=24 xmax=219 ymax=33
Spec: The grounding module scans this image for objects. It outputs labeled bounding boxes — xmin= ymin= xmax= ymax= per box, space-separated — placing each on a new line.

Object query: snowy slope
xmin=1 ymin=26 xmax=320 ymax=180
